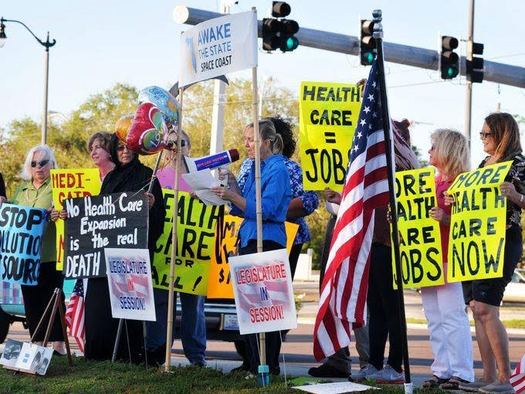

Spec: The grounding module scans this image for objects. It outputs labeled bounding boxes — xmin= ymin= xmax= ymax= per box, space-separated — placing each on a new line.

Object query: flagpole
xmin=372 ymin=10 xmax=412 ymax=390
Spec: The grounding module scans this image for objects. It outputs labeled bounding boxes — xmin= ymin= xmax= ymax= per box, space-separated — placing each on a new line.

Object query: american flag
xmin=313 ymin=59 xmax=391 ymax=361
xmin=65 ymin=279 xmax=86 ymax=353
xmin=511 ymin=354 xmax=525 ymax=393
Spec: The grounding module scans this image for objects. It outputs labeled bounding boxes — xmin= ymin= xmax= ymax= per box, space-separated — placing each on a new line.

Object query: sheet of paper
xmin=293 ymin=381 xmax=378 ymax=394
xmin=182 ymin=169 xmax=227 ymax=206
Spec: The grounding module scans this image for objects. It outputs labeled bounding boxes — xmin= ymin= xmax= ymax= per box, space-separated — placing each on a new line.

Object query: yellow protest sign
xmin=152 ymin=189 xmax=223 ymax=295
xmin=51 ymin=169 xmax=101 ymax=270
xmin=392 ymin=168 xmax=444 ymax=289
xmin=447 ymin=161 xmax=512 ymax=282
xmin=299 ymin=82 xmax=361 ymax=192
xmin=207 ymin=214 xmax=299 ymax=299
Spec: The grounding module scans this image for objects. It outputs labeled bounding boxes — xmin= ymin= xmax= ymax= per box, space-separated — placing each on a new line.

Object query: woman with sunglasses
xmin=10 ymin=145 xmax=66 ymax=355
xmin=83 ymin=134 xmax=165 ymax=363
xmin=458 ymin=113 xmax=525 ymax=394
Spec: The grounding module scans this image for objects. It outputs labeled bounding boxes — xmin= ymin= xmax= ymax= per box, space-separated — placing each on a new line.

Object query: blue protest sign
xmin=0 ymin=204 xmax=47 ymax=286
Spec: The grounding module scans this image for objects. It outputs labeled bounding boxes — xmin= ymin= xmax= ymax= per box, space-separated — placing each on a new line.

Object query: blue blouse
xmin=237 ymin=157 xmax=319 ymax=244
xmin=231 ymin=155 xmax=291 ymax=248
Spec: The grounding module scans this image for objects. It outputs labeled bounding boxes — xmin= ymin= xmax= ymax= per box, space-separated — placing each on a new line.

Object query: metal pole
xmin=164 ymin=87 xmax=184 ymax=372
xmin=464 ymin=0 xmax=475 ymax=150
xmin=42 ymin=37 xmax=50 ymax=145
xmin=174 ymin=6 xmax=525 ymax=88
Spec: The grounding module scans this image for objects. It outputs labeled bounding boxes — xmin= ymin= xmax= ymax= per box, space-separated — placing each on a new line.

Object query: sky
xmin=1 ymin=0 xmax=524 ymax=166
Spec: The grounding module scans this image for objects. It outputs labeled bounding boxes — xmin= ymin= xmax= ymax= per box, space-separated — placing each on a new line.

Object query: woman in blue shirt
xmin=212 ymin=119 xmax=291 ymax=376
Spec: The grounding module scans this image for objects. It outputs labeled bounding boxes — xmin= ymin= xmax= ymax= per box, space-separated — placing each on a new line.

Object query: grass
xmin=0 ymin=356 xmax=447 ymax=394
xmin=406 ymin=317 xmax=525 ymax=328
xmin=0 ymin=357 xmax=291 ymax=394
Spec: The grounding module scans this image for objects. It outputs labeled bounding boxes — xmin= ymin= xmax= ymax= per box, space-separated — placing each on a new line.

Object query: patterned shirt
xmin=237 ymin=158 xmax=319 ymax=244
xmin=480 ymin=153 xmax=525 ymax=228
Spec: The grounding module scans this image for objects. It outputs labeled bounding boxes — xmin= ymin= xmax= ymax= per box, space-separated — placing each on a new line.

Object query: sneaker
xmin=479 ymin=381 xmax=515 ymax=394
xmin=459 ymin=380 xmax=489 ymax=392
xmin=352 ymin=364 xmax=379 ymax=382
xmin=308 ymin=363 xmax=349 ymax=378
xmin=367 ymin=365 xmax=404 ymax=384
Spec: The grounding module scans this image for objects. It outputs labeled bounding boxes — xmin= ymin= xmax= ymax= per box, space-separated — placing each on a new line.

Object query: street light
xmin=0 ymin=17 xmax=56 ymax=145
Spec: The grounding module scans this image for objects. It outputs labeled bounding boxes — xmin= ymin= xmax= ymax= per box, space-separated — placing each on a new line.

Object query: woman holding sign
xmin=84 ymin=134 xmax=165 ymax=362
xmin=212 ymin=119 xmax=292 ymax=376
xmin=457 ymin=113 xmax=525 ymax=393
xmin=421 ymin=129 xmax=473 ymax=389
xmin=146 ymin=130 xmax=207 ymax=367
xmin=11 ymin=145 xmax=66 ymax=355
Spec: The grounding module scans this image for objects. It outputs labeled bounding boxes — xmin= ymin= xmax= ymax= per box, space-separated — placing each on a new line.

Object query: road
xmin=2 ymin=280 xmax=525 ymax=386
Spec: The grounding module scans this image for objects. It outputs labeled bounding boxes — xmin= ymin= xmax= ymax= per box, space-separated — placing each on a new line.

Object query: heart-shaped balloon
xmin=138 ymin=86 xmax=180 ymax=127
xmin=114 ymin=114 xmax=134 ymax=143
xmin=127 ymin=102 xmax=168 ymax=155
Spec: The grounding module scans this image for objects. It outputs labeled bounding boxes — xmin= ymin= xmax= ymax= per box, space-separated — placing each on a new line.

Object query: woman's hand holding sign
xmin=429 ymin=206 xmax=450 ymax=226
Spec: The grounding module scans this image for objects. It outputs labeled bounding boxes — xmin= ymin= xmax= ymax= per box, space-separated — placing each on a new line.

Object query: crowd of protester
xmin=0 ymin=110 xmax=522 ymax=394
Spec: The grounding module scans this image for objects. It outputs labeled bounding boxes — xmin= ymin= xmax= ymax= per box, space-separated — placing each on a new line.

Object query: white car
xmin=503 ymin=269 xmax=525 ymax=303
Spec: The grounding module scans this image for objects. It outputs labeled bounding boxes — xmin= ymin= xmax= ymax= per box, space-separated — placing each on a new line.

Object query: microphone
xmin=185 ymin=149 xmax=240 ymax=172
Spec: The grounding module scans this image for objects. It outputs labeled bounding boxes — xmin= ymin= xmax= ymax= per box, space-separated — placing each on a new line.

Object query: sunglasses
xmin=480 ymin=131 xmax=494 ymax=139
xmin=117 ymin=145 xmax=129 ymax=152
xmin=31 ymin=160 xmax=50 ymax=168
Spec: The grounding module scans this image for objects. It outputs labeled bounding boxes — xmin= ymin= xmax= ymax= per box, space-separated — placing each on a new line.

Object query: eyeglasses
xmin=31 ymin=160 xmax=50 ymax=168
xmin=117 ymin=145 xmax=129 ymax=152
xmin=479 ymin=131 xmax=494 ymax=139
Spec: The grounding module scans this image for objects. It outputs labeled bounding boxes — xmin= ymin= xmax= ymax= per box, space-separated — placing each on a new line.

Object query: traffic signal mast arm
xmin=175 ymin=6 xmax=525 ymax=88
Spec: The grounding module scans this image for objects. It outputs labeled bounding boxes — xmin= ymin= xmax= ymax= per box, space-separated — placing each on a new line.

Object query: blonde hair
xmin=431 ymin=129 xmax=469 ymax=180
xmin=245 ymin=119 xmax=284 ymax=155
xmin=20 ymin=145 xmax=58 ymax=181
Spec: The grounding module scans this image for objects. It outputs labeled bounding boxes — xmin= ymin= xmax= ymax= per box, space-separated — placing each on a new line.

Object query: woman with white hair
xmin=10 ymin=144 xmax=66 ymax=355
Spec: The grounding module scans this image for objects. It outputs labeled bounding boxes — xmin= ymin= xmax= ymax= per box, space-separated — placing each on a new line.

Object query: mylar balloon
xmin=127 ymin=102 xmax=168 ymax=155
xmin=138 ymin=86 xmax=179 ymax=126
xmin=114 ymin=114 xmax=134 ymax=143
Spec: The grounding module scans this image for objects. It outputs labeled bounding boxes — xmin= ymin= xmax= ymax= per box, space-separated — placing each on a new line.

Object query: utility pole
xmin=464 ymin=0 xmax=474 ymax=149
xmin=209 ymin=1 xmax=235 ymax=154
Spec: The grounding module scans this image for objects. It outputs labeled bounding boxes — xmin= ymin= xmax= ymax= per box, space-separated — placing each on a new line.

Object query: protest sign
xmin=299 ymin=82 xmax=361 ymax=192
xmin=207 ymin=215 xmax=299 ymax=299
xmin=0 ymin=339 xmax=23 ymax=368
xmin=105 ymin=248 xmax=156 ymax=321
xmin=51 ymin=168 xmax=101 ymax=271
xmin=2 ymin=342 xmax=53 ymax=375
xmin=229 ymin=249 xmax=297 ymax=335
xmin=393 ymin=168 xmax=444 ymax=288
xmin=152 ymin=190 xmax=223 ymax=295
xmin=0 ymin=204 xmax=46 ymax=285
xmin=64 ymin=192 xmax=148 ymax=278
xmin=447 ymin=162 xmax=512 ymax=282
xmin=179 ymin=11 xmax=257 ymax=88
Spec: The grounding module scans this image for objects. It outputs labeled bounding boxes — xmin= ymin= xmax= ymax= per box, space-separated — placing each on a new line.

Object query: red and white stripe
xmin=511 ymin=354 xmax=525 ymax=394
xmin=313 ymin=128 xmax=389 ymax=361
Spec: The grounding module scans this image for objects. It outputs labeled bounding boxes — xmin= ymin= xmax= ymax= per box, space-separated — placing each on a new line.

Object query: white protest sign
xmin=3 ymin=342 xmax=54 ymax=375
xmin=104 ymin=248 xmax=156 ymax=322
xmin=179 ymin=10 xmax=257 ymax=87
xmin=229 ymin=249 xmax=297 ymax=335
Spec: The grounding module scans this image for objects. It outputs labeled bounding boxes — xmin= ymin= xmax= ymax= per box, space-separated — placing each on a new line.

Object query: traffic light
xmin=360 ymin=20 xmax=376 ymax=66
xmin=466 ymin=42 xmax=484 ymax=83
xmin=440 ymin=36 xmax=459 ymax=79
xmin=262 ymin=1 xmax=299 ymax=53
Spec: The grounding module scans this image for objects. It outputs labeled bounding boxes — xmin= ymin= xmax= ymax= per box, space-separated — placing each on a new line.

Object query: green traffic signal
xmin=284 ymin=36 xmax=299 ymax=51
xmin=365 ymin=52 xmax=374 ymax=65
xmin=447 ymin=66 xmax=458 ymax=78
